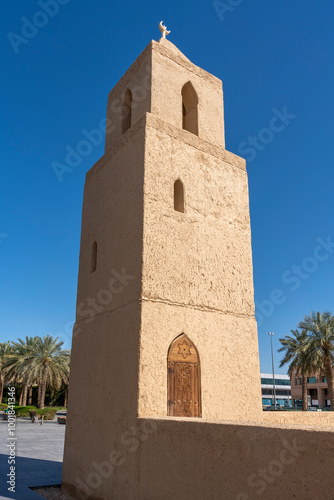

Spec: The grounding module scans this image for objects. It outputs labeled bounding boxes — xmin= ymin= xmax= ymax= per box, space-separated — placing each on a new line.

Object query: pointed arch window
xmin=182 ymin=82 xmax=198 ymax=136
xmin=90 ymin=241 xmax=97 ymax=273
xmin=174 ymin=179 xmax=184 ymax=213
xmin=122 ymin=89 xmax=132 ymax=134
xmin=167 ymin=333 xmax=201 ymax=418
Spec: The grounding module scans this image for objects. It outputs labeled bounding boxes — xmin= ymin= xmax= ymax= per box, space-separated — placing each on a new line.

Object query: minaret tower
xmin=63 ymin=29 xmax=262 ymax=499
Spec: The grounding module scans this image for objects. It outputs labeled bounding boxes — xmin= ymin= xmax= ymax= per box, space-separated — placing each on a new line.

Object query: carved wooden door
xmin=167 ymin=334 xmax=201 ymax=418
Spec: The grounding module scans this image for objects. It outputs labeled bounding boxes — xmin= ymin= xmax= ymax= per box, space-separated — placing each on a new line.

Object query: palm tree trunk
xmin=28 ymin=387 xmax=33 ymax=406
xmin=18 ymin=386 xmax=23 ymax=406
xmin=302 ymin=375 xmax=308 ymax=411
xmin=37 ymin=385 xmax=41 ymax=408
xmin=0 ymin=375 xmax=4 ymax=404
xmin=64 ymin=386 xmax=68 ymax=407
xmin=22 ymin=384 xmax=28 ymax=407
xmin=39 ymin=369 xmax=47 ymax=409
xmin=324 ymin=354 xmax=334 ymax=410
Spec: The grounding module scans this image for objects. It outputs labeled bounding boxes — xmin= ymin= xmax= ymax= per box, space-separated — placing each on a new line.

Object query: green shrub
xmin=38 ymin=408 xmax=57 ymax=420
xmin=12 ymin=405 xmax=58 ymax=420
xmin=29 ymin=408 xmax=57 ymax=420
xmin=14 ymin=406 xmax=36 ymax=417
xmin=0 ymin=403 xmax=8 ymax=411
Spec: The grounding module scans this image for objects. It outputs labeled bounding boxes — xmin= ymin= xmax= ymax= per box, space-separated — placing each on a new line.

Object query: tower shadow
xmin=0 ymin=454 xmax=62 ymax=499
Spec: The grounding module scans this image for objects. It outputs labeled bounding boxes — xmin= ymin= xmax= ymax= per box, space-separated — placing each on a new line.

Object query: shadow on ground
xmin=0 ymin=455 xmax=62 ymax=500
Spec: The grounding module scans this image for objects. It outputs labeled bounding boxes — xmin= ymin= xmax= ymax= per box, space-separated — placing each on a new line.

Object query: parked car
xmin=266 ymin=404 xmax=281 ymax=411
xmin=2 ymin=409 xmax=15 ymax=420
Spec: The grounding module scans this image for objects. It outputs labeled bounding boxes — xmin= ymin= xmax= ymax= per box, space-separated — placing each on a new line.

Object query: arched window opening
xmin=90 ymin=241 xmax=97 ymax=273
xmin=174 ymin=179 xmax=184 ymax=213
xmin=122 ymin=89 xmax=132 ymax=134
xmin=182 ymin=82 xmax=198 ymax=136
xmin=167 ymin=333 xmax=201 ymax=418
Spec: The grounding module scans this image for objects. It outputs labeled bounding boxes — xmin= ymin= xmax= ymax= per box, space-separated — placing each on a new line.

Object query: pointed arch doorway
xmin=167 ymin=333 xmax=202 ymax=418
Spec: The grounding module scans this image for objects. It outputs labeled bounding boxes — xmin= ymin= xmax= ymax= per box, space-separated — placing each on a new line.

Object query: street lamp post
xmin=268 ymin=332 xmax=276 ymax=408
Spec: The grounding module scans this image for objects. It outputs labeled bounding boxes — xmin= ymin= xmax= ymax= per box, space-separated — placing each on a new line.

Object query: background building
xmin=261 ymin=373 xmax=292 ymax=407
xmin=291 ymin=373 xmax=331 ymax=408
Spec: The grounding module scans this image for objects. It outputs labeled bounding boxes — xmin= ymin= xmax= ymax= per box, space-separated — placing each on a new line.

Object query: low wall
xmin=62 ymin=415 xmax=334 ymax=500
xmin=262 ymin=410 xmax=334 ymax=427
xmin=135 ymin=417 xmax=334 ymax=500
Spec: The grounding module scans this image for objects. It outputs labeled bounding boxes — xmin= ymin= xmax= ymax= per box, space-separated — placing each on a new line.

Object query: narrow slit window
xmin=174 ymin=179 xmax=184 ymax=213
xmin=90 ymin=241 xmax=97 ymax=273
xmin=182 ymin=82 xmax=198 ymax=136
xmin=122 ymin=89 xmax=132 ymax=134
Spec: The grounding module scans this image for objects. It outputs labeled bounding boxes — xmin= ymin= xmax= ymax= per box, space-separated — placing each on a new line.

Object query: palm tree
xmin=4 ymin=337 xmax=37 ymax=406
xmin=0 ymin=342 xmax=12 ymax=403
xmin=298 ymin=311 xmax=334 ymax=410
xmin=28 ymin=336 xmax=70 ymax=409
xmin=278 ymin=329 xmax=314 ymax=411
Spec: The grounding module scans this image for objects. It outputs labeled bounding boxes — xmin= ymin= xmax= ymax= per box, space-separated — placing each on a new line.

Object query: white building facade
xmin=261 ymin=373 xmax=292 ymax=407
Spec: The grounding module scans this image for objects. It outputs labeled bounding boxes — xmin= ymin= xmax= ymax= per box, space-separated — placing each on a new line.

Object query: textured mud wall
xmin=105 ymin=43 xmax=152 ymax=153
xmin=75 ymin=118 xmax=145 ymax=317
xmin=105 ymin=36 xmax=226 ymax=154
xmin=62 ymin=306 xmax=142 ymax=499
xmin=142 ymin=115 xmax=253 ymax=315
xmin=134 ymin=417 xmax=334 ymax=500
xmin=151 ymin=38 xmax=225 ymax=148
xmin=263 ymin=410 xmax=334 ymax=427
xmin=63 ymin=36 xmax=315 ymax=500
xmin=63 ymin=121 xmax=146 ymax=497
xmin=63 ymin=415 xmax=334 ymax=500
xmin=138 ymin=114 xmax=261 ymax=421
xmin=139 ymin=301 xmax=261 ymax=421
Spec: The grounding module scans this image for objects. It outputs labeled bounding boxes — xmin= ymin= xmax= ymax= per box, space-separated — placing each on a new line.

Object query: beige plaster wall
xmin=75 ymin=118 xmax=145 ymax=322
xmin=137 ymin=112 xmax=261 ymax=421
xmin=62 ymin=305 xmax=142 ymax=498
xmin=63 ymin=415 xmax=334 ymax=500
xmin=105 ymin=37 xmax=225 ymax=154
xmin=142 ymin=115 xmax=254 ymax=316
xmin=134 ymin=417 xmax=334 ymax=500
xmin=151 ymin=38 xmax=225 ymax=148
xmin=138 ymin=301 xmax=262 ymax=421
xmin=105 ymin=43 xmax=152 ymax=153
xmin=262 ymin=410 xmax=334 ymax=427
xmin=63 ymin=36 xmax=330 ymax=500
xmin=63 ymin=117 xmax=147 ymax=496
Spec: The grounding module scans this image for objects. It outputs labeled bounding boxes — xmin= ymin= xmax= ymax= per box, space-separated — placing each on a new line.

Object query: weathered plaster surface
xmin=262 ymin=410 xmax=334 ymax=427
xmin=63 ymin=413 xmax=334 ymax=500
xmin=142 ymin=118 xmax=253 ymax=316
xmin=134 ymin=417 xmax=334 ymax=500
xmin=105 ymin=44 xmax=152 ymax=152
xmin=63 ymin=306 xmax=141 ymax=498
xmin=75 ymin=123 xmax=145 ymax=320
xmin=105 ymin=37 xmax=225 ymax=153
xmin=138 ymin=302 xmax=261 ymax=421
xmin=63 ymin=38 xmax=334 ymax=500
xmin=151 ymin=38 xmax=225 ymax=148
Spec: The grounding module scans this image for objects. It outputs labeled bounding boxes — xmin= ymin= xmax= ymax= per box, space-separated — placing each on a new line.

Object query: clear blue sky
xmin=1 ymin=1 xmax=333 ymax=374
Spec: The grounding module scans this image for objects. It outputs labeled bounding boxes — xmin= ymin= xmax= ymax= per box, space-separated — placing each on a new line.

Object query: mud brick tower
xmin=62 ymin=36 xmax=263 ymax=499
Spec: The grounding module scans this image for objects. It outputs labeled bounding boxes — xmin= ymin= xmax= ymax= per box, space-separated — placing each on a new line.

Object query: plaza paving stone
xmin=0 ymin=418 xmax=65 ymax=500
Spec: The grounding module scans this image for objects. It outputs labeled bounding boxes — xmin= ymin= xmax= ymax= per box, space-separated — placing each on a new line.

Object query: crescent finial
xmin=159 ymin=21 xmax=171 ymax=39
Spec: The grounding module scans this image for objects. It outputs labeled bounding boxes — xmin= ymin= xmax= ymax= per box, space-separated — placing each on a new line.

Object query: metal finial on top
xmin=159 ymin=21 xmax=171 ymax=39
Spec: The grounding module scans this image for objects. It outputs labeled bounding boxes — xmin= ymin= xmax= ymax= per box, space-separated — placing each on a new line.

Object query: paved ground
xmin=0 ymin=418 xmax=65 ymax=500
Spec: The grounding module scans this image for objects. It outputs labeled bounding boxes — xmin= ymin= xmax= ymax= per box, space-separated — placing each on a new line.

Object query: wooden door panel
xmin=167 ymin=334 xmax=201 ymax=417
